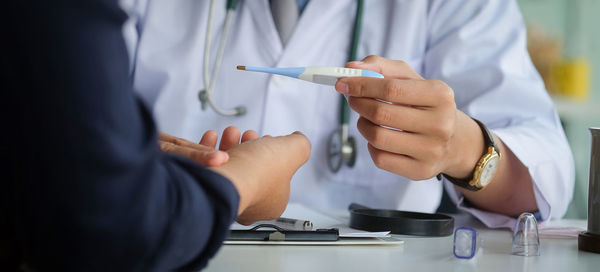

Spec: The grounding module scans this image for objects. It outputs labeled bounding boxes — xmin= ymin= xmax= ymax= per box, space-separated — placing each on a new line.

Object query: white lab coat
xmin=122 ymin=0 xmax=574 ymax=228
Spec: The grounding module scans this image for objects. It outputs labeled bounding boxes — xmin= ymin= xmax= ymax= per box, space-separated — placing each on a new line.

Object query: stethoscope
xmin=197 ymin=0 xmax=246 ymax=116
xmin=197 ymin=0 xmax=364 ymax=173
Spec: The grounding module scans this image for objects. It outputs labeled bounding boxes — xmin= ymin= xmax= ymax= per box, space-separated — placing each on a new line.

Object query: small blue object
xmin=361 ymin=69 xmax=384 ymax=78
xmin=238 ymin=65 xmax=383 ymax=86
xmin=242 ymin=66 xmax=306 ymax=79
xmin=453 ymin=227 xmax=477 ymax=259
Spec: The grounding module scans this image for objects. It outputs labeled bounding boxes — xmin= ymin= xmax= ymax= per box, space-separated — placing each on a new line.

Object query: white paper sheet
xmin=224 ymin=237 xmax=404 ymax=246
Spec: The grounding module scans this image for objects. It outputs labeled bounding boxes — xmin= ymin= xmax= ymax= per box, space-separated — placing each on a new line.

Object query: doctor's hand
xmin=210 ymin=132 xmax=311 ymax=225
xmin=159 ymin=126 xmax=259 ymax=167
xmin=334 ymin=55 xmax=484 ymax=180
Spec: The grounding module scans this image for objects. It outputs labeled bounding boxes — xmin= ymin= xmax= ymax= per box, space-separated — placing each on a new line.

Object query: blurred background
xmin=517 ymin=0 xmax=600 ymax=219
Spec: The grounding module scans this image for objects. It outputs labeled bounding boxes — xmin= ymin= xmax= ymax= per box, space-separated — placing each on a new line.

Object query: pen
xmin=274 ymin=217 xmax=313 ymax=231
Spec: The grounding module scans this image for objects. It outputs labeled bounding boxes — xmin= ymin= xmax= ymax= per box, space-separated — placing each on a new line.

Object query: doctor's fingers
xmin=160 ymin=141 xmax=229 ymax=167
xmin=336 ymin=77 xmax=455 ymax=107
xmin=357 ymin=117 xmax=451 ymax=162
xmin=346 ymin=55 xmax=423 ymax=80
xmin=347 ymin=97 xmax=445 ymax=132
xmin=367 ymin=144 xmax=442 ymax=181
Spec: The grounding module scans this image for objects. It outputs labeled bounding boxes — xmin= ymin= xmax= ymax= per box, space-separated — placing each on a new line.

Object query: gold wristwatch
xmin=443 ymin=118 xmax=500 ymax=191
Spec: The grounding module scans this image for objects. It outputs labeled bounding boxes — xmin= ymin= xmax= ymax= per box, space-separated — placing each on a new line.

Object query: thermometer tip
xmin=236 ymin=65 xmax=246 ymax=70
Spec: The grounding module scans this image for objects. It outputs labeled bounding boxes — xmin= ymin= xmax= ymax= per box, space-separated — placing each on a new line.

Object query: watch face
xmin=479 ymin=155 xmax=500 ymax=187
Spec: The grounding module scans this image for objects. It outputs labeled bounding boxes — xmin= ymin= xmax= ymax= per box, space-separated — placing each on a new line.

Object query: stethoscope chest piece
xmin=327 ymin=128 xmax=357 ymax=173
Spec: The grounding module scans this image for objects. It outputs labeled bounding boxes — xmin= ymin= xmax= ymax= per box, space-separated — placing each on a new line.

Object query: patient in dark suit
xmin=0 ymin=0 xmax=310 ymax=271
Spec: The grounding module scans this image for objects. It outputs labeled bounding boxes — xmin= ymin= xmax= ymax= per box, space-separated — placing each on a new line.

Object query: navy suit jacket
xmin=1 ymin=0 xmax=239 ymax=271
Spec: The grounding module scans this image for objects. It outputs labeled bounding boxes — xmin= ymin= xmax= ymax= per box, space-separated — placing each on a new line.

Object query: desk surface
xmin=205 ymin=212 xmax=599 ymax=272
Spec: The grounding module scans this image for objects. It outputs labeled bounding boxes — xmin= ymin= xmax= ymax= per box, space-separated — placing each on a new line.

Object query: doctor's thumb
xmin=345 ymin=55 xmax=386 ymax=75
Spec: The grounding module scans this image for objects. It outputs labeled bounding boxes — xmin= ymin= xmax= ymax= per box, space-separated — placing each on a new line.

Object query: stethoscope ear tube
xmin=198 ymin=0 xmax=246 ymax=117
xmin=348 ymin=203 xmax=455 ymax=236
xmin=331 ymin=0 xmax=364 ymax=172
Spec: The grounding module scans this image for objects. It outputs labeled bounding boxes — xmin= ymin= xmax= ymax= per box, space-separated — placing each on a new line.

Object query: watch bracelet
xmin=440 ymin=118 xmax=498 ymax=191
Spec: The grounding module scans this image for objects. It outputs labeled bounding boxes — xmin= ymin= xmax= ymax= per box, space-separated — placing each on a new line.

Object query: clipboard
xmin=226 ymin=204 xmax=404 ymax=246
xmin=227 ymin=224 xmax=339 ymax=242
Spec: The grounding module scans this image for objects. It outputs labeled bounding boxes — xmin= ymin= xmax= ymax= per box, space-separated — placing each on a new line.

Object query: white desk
xmin=205 ymin=212 xmax=599 ymax=272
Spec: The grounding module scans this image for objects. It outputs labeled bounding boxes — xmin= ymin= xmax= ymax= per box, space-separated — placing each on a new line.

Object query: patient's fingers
xmin=160 ymin=141 xmax=228 ymax=166
xmin=160 ymin=132 xmax=213 ymax=151
xmin=219 ymin=126 xmax=242 ymax=151
xmin=199 ymin=130 xmax=219 ymax=148
xmin=241 ymin=130 xmax=259 ymax=143
xmin=160 ymin=132 xmax=194 ymax=145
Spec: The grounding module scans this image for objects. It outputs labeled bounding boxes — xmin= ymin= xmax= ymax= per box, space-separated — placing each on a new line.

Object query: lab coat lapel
xmin=259 ymin=0 xmax=355 ymax=137
xmin=277 ymin=0 xmax=354 ymax=67
xmin=245 ymin=0 xmax=283 ymax=58
xmin=244 ymin=0 xmax=355 ymax=66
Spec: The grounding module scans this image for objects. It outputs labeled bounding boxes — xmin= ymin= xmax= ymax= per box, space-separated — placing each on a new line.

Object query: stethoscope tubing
xmin=341 ymin=0 xmax=364 ymax=127
xmin=199 ymin=0 xmax=244 ymax=116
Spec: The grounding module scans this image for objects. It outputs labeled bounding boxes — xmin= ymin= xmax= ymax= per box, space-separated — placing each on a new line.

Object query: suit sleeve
xmin=3 ymin=0 xmax=238 ymax=271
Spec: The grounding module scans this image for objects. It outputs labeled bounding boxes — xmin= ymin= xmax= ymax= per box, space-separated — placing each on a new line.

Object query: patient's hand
xmin=160 ymin=127 xmax=310 ymax=224
xmin=159 ymin=126 xmax=259 ymax=167
xmin=211 ymin=132 xmax=311 ymax=225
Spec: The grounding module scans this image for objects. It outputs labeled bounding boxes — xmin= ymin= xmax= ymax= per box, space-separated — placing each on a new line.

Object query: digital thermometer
xmin=236 ymin=65 xmax=384 ymax=85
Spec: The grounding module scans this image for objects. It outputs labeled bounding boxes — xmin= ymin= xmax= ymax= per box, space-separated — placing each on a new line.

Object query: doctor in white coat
xmin=123 ymin=0 xmax=574 ymax=228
